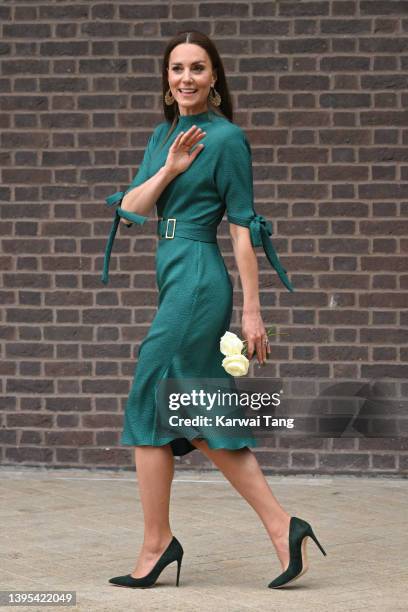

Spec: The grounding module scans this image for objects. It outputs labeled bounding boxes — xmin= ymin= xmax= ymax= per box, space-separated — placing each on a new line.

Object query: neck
xmin=176 ymin=108 xmax=212 ymax=129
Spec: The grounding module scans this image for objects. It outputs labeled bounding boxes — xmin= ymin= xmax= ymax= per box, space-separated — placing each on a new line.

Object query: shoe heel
xmin=308 ymin=529 xmax=327 ymax=556
xmin=176 ymin=554 xmax=183 ymax=586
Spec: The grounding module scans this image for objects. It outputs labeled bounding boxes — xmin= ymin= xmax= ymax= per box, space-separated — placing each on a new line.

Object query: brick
xmin=361 ymin=365 xmax=408 ymax=378
xmin=332 ymin=2 xmax=358 ymax=15
xmin=56 ymin=448 xmax=80 ymax=463
xmin=6 ymin=447 xmax=54 ymax=463
xmin=279 ymin=38 xmax=328 ymax=54
xmin=0 ymin=429 xmax=17 ymax=443
xmin=318 ymin=165 xmax=368 ymax=181
xmin=362 ymin=257 xmax=408 ymax=272
xmin=319 ymin=345 xmax=368 ymax=360
xmin=372 ymin=347 xmax=397 ymax=360
xmin=320 ymin=93 xmax=371 ymax=108
xmin=7 ymin=413 xmax=53 ymax=428
xmin=359 ymin=183 xmax=408 ymax=199
xmin=321 ymin=19 xmax=371 ymax=34
xmin=359 ymin=438 xmax=408 ymax=451
xmin=4 ymin=24 xmax=51 ymax=38
xmin=334 ymin=329 xmax=357 ymax=342
xmin=279 ymin=2 xmax=330 ymax=16
xmin=280 ymin=75 xmax=329 ymax=90
xmin=20 ymin=430 xmax=42 ymax=444
xmin=319 ymin=274 xmax=369 ymax=289
xmin=321 ymin=56 xmax=370 ymax=71
xmin=46 ymin=431 xmax=93 ymax=446
xmin=45 ymin=397 xmax=91 ymax=413
xmin=318 ymin=238 xmax=369 ymax=254
xmin=372 ymin=454 xmax=397 ymax=469
xmin=319 ymin=453 xmax=369 ymax=469
xmin=360 ymin=1 xmax=408 ymax=15
xmin=240 ymin=20 xmax=290 ymax=35
xmin=280 ymin=363 xmax=330 ymax=377
xmin=96 ymin=430 xmax=120 ymax=445
xmin=57 ymin=414 xmax=79 ymax=428
xmin=291 ymin=453 xmax=317 ymax=468
xmin=254 ymin=452 xmax=289 ymax=468
xmin=81 ymin=448 xmax=132 ymax=465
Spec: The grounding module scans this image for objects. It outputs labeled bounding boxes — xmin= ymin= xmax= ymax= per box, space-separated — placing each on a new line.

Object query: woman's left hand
xmin=242 ymin=311 xmax=270 ymax=365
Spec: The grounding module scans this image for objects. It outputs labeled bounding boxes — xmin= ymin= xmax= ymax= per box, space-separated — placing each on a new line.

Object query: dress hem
xmin=120 ymin=435 xmax=259 ymax=452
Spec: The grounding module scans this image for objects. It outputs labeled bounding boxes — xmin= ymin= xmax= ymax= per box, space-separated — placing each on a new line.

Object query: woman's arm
xmin=119 ymin=166 xmax=177 ymax=225
xmin=119 ymin=126 xmax=205 ymax=225
xmin=230 ymin=224 xmax=269 ymax=365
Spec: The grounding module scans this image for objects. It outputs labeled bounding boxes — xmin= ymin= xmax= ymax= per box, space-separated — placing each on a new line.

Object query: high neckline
xmin=177 ymin=109 xmax=212 ymax=128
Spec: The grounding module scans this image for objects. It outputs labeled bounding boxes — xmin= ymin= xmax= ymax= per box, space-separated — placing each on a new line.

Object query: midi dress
xmin=101 ymin=109 xmax=294 ymax=456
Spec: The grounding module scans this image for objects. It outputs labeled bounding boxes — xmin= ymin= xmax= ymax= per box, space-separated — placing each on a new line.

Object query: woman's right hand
xmin=164 ymin=125 xmax=206 ymax=177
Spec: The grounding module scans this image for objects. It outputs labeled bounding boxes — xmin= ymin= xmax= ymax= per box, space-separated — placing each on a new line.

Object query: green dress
xmin=101 ymin=109 xmax=294 ymax=456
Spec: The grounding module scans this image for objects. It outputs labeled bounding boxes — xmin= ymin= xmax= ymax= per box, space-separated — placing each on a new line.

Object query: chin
xmin=178 ymin=100 xmax=206 ymax=110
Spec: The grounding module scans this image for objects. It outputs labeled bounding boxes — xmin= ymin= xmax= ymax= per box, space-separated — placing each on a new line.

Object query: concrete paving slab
xmin=0 ymin=466 xmax=406 ymax=612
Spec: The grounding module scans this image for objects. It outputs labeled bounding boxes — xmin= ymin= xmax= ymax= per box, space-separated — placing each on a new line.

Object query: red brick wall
xmin=1 ymin=1 xmax=407 ymax=474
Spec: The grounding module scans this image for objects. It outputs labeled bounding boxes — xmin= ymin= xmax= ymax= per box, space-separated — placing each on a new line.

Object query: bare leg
xmin=190 ymin=439 xmax=291 ymax=572
xmin=130 ymin=444 xmax=174 ymax=578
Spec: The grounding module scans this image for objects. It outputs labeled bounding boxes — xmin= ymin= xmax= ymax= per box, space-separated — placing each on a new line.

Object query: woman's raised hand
xmin=164 ymin=125 xmax=206 ymax=177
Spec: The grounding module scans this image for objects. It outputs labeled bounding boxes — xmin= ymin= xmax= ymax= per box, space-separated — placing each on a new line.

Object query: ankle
xmin=268 ymin=513 xmax=291 ymax=541
xmin=142 ymin=533 xmax=173 ymax=554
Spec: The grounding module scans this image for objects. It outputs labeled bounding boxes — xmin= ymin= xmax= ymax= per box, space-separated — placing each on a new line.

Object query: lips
xmin=179 ymin=89 xmax=197 ymax=95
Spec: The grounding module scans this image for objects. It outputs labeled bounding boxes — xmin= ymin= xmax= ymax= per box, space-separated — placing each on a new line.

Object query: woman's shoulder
xmin=150 ymin=121 xmax=169 ymax=139
xmin=208 ymin=114 xmax=251 ymax=162
xmin=210 ymin=112 xmax=249 ymax=143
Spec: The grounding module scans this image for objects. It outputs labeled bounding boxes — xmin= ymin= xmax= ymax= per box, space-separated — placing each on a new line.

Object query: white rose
xmin=220 ymin=331 xmax=244 ymax=356
xmin=222 ymin=354 xmax=249 ymax=377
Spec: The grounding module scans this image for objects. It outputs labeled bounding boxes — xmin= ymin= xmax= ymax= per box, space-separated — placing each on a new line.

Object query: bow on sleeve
xmin=227 ymin=212 xmax=294 ymax=292
xmin=101 ymin=191 xmax=147 ymax=285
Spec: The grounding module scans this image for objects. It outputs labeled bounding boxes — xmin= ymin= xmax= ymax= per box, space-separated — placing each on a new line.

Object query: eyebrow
xmin=170 ymin=61 xmax=206 ymax=66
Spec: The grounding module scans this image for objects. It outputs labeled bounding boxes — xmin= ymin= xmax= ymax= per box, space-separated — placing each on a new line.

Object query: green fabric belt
xmin=157 ymin=218 xmax=217 ymax=243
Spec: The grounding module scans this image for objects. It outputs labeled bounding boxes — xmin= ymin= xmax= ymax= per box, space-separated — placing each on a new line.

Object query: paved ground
xmin=0 ymin=466 xmax=407 ymax=612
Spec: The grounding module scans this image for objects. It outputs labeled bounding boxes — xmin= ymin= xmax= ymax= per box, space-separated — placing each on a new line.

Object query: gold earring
xmin=165 ymin=88 xmax=175 ymax=106
xmin=208 ymin=85 xmax=221 ymax=107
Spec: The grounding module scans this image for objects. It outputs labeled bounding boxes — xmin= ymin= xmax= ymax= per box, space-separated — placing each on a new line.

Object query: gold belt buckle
xmin=165 ymin=218 xmax=176 ymax=239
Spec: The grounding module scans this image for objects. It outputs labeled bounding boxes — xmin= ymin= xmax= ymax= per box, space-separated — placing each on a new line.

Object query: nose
xmin=180 ymin=69 xmax=195 ymax=81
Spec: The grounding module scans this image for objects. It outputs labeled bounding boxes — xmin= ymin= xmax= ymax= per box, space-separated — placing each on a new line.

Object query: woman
xmin=102 ymin=31 xmax=326 ymax=590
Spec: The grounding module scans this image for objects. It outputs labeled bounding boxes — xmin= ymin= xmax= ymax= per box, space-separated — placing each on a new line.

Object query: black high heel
xmin=268 ymin=516 xmax=327 ymax=589
xmin=109 ymin=536 xmax=184 ymax=588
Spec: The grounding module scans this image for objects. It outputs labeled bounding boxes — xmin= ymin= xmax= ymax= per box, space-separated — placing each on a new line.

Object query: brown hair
xmin=158 ymin=30 xmax=233 ymax=150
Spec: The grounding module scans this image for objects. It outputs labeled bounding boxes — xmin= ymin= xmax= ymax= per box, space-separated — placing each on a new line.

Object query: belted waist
xmin=157 ymin=218 xmax=217 ymax=243
xmin=101 ymin=190 xmax=294 ymax=292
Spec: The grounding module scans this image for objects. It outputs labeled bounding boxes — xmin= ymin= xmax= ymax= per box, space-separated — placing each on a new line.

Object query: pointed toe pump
xmin=109 ymin=536 xmax=184 ymax=589
xmin=268 ymin=516 xmax=327 ymax=589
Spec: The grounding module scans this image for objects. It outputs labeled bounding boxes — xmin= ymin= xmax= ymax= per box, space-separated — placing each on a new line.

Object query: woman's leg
xmin=131 ymin=444 xmax=175 ymax=578
xmin=190 ymin=439 xmax=291 ymax=572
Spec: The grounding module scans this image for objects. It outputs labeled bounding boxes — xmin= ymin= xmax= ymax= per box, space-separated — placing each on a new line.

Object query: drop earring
xmin=208 ymin=85 xmax=221 ymax=107
xmin=165 ymin=88 xmax=175 ymax=106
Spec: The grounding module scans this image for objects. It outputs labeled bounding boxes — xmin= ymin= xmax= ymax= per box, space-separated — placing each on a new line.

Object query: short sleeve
xmin=214 ymin=126 xmax=295 ymax=293
xmin=101 ymin=127 xmax=160 ymax=284
xmin=214 ymin=128 xmax=256 ymax=222
xmin=124 ymin=128 xmax=158 ymax=195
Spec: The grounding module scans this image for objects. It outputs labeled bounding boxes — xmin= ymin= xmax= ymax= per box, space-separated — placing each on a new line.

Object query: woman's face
xmin=167 ymin=43 xmax=216 ymax=116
